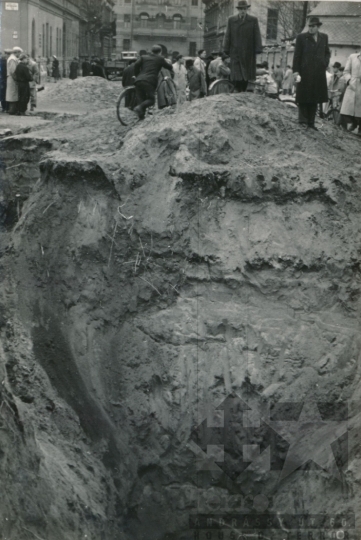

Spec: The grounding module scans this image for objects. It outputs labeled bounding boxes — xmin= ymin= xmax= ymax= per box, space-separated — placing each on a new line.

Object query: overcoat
xmin=6 ymin=54 xmax=19 ymax=102
xmin=157 ymin=68 xmax=176 ymax=109
xmin=14 ymin=62 xmax=32 ymax=106
xmin=340 ymin=53 xmax=361 ymax=118
xmin=292 ymin=31 xmax=330 ymax=104
xmin=223 ymin=14 xmax=262 ymax=82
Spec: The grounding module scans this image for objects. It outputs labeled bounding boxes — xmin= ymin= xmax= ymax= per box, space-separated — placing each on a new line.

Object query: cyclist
xmin=133 ymin=45 xmax=173 ymax=120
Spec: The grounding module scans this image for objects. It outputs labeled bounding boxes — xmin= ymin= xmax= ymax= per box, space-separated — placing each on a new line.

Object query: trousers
xmin=298 ymin=103 xmax=317 ymax=126
xmin=135 ymin=81 xmax=156 ymax=117
xmin=234 ymin=80 xmax=248 ymax=92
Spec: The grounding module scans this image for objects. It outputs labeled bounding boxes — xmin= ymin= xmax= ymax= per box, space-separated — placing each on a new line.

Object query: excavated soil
xmin=0 ymin=93 xmax=361 ymax=540
xmin=40 ymin=77 xmax=123 ymax=105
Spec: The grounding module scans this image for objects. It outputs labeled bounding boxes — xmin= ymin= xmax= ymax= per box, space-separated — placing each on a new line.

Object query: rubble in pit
xmin=0 ymin=94 xmax=361 ymax=540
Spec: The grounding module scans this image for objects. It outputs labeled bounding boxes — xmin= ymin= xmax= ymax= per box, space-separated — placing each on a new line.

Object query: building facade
xmin=0 ymin=0 xmax=82 ymax=74
xmin=114 ymin=0 xmax=204 ymax=59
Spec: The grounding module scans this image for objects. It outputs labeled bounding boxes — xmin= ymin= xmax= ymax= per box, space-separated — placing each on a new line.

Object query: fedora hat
xmin=332 ymin=61 xmax=341 ymax=69
xmin=12 ymin=46 xmax=23 ymax=52
xmin=308 ymin=16 xmax=322 ymax=26
xmin=236 ymin=0 xmax=251 ymax=8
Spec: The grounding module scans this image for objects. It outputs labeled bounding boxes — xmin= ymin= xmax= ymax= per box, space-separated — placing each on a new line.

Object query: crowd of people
xmin=119 ymin=0 xmax=360 ymax=134
xmin=1 ymin=0 xmax=360 ymax=133
xmin=0 ymin=47 xmax=40 ymax=115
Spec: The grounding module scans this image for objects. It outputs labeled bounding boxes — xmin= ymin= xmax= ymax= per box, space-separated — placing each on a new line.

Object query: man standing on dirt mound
xmin=293 ymin=16 xmax=330 ymax=130
xmin=133 ymin=44 xmax=173 ymax=120
xmin=223 ymin=0 xmax=262 ymax=93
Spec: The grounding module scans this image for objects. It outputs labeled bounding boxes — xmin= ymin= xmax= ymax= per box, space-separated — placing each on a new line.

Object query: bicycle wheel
xmin=208 ymin=79 xmax=234 ymax=96
xmin=116 ymin=86 xmax=139 ymax=126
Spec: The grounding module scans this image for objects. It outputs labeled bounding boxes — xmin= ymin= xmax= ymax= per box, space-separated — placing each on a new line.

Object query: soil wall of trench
xmin=0 ymin=95 xmax=361 ymax=540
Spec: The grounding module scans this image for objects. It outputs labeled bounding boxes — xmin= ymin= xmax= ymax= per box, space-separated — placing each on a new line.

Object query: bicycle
xmin=208 ymin=79 xmax=235 ymax=96
xmin=116 ymin=85 xmax=139 ymax=126
xmin=116 ymin=77 xmax=178 ymax=126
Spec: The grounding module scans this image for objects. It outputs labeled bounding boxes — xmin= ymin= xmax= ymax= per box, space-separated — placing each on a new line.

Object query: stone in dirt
xmin=0 ymin=94 xmax=361 ymax=540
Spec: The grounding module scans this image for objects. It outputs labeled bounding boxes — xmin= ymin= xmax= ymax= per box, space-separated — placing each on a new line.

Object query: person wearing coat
xmin=14 ymin=54 xmax=32 ymax=115
xmin=292 ymin=16 xmax=330 ymax=130
xmin=194 ymin=50 xmax=207 ymax=78
xmin=52 ymin=55 xmax=60 ymax=81
xmin=157 ymin=66 xmax=176 ymax=110
xmin=69 ymin=57 xmax=79 ymax=80
xmin=273 ymin=65 xmax=284 ymax=93
xmin=91 ymin=58 xmax=106 ymax=78
xmin=82 ymin=58 xmax=91 ymax=77
xmin=208 ymin=52 xmax=223 ymax=87
xmin=172 ymin=55 xmax=187 ymax=105
xmin=0 ymin=50 xmax=11 ymax=112
xmin=340 ymin=52 xmax=361 ymax=134
xmin=223 ymin=0 xmax=262 ymax=93
xmin=28 ymin=56 xmax=40 ymax=111
xmin=6 ymin=46 xmax=22 ymax=114
xmin=209 ymin=55 xmax=232 ymax=96
xmin=185 ymin=59 xmax=207 ymax=101
xmin=122 ymin=60 xmax=136 ymax=88
xmin=282 ymin=65 xmax=294 ymax=95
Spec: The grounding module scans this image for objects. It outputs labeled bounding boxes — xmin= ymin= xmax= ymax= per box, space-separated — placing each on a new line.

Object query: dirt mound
xmin=1 ymin=94 xmax=361 ymax=540
xmin=41 ymin=76 xmax=122 ymax=104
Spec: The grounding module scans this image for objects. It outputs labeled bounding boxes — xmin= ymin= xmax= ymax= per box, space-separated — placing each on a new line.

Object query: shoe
xmin=133 ymin=106 xmax=144 ymax=120
xmin=308 ymin=125 xmax=318 ymax=131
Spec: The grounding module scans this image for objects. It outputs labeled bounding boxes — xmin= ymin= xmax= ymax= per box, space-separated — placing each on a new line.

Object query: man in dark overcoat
xmin=223 ymin=0 xmax=262 ymax=92
xmin=293 ymin=16 xmax=330 ymax=130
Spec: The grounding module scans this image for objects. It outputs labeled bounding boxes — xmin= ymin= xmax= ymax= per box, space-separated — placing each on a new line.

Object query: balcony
xmin=131 ymin=20 xmax=195 ymax=39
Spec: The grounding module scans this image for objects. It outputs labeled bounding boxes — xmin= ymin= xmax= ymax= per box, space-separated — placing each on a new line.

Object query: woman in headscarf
xmin=14 ymin=54 xmax=32 ymax=115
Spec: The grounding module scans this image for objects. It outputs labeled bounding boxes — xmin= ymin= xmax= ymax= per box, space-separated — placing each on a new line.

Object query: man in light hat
xmin=6 ymin=46 xmax=22 ymax=114
xmin=292 ymin=17 xmax=330 ymax=130
xmin=223 ymin=0 xmax=262 ymax=92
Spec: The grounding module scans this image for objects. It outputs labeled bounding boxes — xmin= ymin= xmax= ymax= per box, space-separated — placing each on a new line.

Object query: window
xmin=190 ymin=17 xmax=197 ymax=29
xmin=123 ymin=38 xmax=130 ymax=50
xmin=156 ymin=13 xmax=166 ymax=28
xmin=266 ymin=8 xmax=278 ymax=40
xmin=139 ymin=13 xmax=149 ymax=28
xmin=173 ymin=14 xmax=182 ymax=29
xmin=189 ymin=41 xmax=196 ymax=56
xmin=50 ymin=26 xmax=52 ymax=56
xmin=192 ymin=0 xmax=198 ymax=5
xmin=124 ymin=13 xmax=131 ymax=28
xmin=46 ymin=23 xmax=49 ymax=56
xmin=42 ymin=24 xmax=45 ymax=56
xmin=125 ymin=0 xmax=131 ymax=3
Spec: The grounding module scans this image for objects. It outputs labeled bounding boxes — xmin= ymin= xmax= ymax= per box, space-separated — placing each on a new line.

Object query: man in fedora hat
xmin=223 ymin=0 xmax=262 ymax=92
xmin=292 ymin=16 xmax=330 ymax=130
